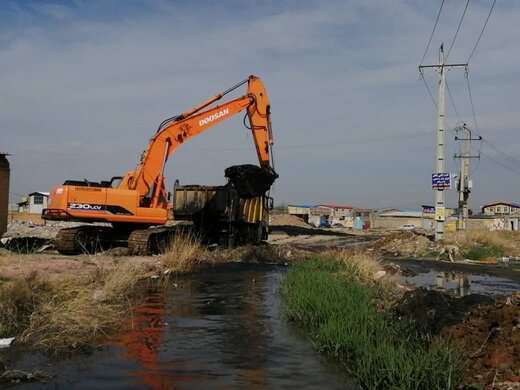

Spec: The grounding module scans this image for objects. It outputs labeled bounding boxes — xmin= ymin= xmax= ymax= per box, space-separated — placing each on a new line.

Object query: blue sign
xmin=432 ymin=173 xmax=450 ymax=189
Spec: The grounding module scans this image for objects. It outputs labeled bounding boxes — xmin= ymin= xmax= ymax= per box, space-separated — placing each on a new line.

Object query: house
xmin=482 ymin=202 xmax=520 ymax=216
xmin=287 ymin=205 xmax=314 ymax=222
xmin=17 ymin=192 xmax=49 ymax=214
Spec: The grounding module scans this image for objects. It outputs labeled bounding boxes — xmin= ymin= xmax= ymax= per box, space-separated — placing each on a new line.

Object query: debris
xmin=375 ymin=231 xmax=436 ymax=258
xmin=0 ymin=337 xmax=15 ymax=348
xmin=0 ymin=369 xmax=49 ymax=384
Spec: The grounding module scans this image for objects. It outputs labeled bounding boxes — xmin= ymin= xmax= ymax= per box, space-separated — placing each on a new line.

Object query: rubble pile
xmin=3 ymin=220 xmax=69 ymax=240
xmin=1 ymin=221 xmax=85 ymax=253
xmin=376 ymin=231 xmax=436 ymax=257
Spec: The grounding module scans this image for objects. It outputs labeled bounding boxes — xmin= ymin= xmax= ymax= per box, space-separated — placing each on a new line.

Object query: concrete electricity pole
xmin=419 ymin=45 xmax=467 ymax=241
xmin=454 ymin=124 xmax=482 ymax=230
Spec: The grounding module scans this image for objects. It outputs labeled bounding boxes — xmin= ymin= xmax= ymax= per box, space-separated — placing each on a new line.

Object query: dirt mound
xmin=376 ymin=231 xmax=436 ymax=257
xmin=270 ymin=214 xmax=310 ymax=228
xmin=441 ymin=293 xmax=520 ymax=386
xmin=395 ymin=288 xmax=493 ymax=335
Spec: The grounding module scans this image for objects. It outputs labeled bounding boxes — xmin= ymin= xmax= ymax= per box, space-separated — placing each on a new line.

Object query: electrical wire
xmin=446 ymin=78 xmax=462 ymax=123
xmin=465 ymin=68 xmax=479 ymax=132
xmin=420 ymin=0 xmax=445 ymax=65
xmin=446 ymin=0 xmax=470 ymax=60
xmin=420 ymin=71 xmax=437 ymax=109
xmin=481 ymin=149 xmax=520 ymax=177
xmin=467 ymin=0 xmax=497 ymax=63
xmin=483 ymin=139 xmax=520 ymax=167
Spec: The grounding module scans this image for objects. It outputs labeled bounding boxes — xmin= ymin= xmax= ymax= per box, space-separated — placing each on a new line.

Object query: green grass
xmin=463 ymin=244 xmax=505 ymax=260
xmin=281 ymin=258 xmax=463 ymax=390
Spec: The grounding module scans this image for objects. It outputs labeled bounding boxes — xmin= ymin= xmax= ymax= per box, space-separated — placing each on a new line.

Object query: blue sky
xmin=1 ymin=0 xmax=519 ymax=209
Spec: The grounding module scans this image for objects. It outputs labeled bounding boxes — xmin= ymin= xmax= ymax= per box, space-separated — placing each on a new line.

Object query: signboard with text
xmin=432 ymin=173 xmax=451 ymax=190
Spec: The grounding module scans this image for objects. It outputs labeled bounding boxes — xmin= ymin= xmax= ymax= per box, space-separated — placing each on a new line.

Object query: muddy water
xmin=10 ymin=265 xmax=354 ymax=389
xmin=391 ymin=258 xmax=520 ymax=297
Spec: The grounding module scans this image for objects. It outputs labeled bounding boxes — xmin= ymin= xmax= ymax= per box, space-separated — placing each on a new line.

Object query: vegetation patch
xmin=463 ymin=244 xmax=505 ymax=260
xmin=445 ymin=230 xmax=519 ymax=258
xmin=281 ymin=256 xmax=463 ymax=390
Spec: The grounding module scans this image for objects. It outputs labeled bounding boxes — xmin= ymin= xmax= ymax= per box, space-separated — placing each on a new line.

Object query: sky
xmin=1 ymin=0 xmax=519 ymax=210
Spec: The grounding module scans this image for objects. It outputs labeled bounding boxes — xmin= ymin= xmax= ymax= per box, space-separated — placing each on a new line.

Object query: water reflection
xmin=108 ymin=267 xmax=352 ymax=389
xmin=402 ymin=268 xmax=520 ymax=297
xmin=435 ymin=272 xmax=471 ymax=297
xmin=115 ymin=292 xmax=171 ymax=389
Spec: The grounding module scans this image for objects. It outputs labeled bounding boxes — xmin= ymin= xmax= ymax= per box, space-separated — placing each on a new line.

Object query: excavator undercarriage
xmin=50 ymin=164 xmax=276 ymax=255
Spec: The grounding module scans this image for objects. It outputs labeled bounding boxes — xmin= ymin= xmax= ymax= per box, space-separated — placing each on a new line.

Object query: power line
xmin=446 ymin=0 xmax=470 ymax=60
xmin=483 ymin=139 xmax=520 ymax=167
xmin=481 ymin=149 xmax=520 ymax=177
xmin=465 ymin=68 xmax=479 ymax=132
xmin=420 ymin=0 xmax=445 ymax=65
xmin=420 ymin=70 xmax=437 ymax=109
xmin=198 ymin=131 xmax=433 ymax=152
xmin=446 ymin=78 xmax=462 ymax=123
xmin=467 ymin=0 xmax=497 ymax=63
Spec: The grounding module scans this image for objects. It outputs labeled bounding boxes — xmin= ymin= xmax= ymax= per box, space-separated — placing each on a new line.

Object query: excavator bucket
xmin=224 ymin=164 xmax=278 ymax=198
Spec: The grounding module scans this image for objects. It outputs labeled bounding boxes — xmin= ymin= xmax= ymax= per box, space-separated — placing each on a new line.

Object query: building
xmin=482 ymin=202 xmax=520 ymax=216
xmin=17 ymin=192 xmax=49 ymax=214
xmin=287 ymin=205 xmax=314 ymax=222
xmin=374 ymin=206 xmax=456 ymax=231
xmin=287 ymin=203 xmax=374 ymax=229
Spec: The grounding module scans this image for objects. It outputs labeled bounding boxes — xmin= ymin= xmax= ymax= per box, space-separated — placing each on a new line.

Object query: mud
xmin=395 ymin=288 xmax=494 ymax=335
xmin=441 ymin=294 xmax=520 ymax=386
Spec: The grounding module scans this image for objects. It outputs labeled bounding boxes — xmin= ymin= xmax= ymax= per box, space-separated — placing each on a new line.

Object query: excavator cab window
xmin=109 ymin=176 xmax=123 ymax=188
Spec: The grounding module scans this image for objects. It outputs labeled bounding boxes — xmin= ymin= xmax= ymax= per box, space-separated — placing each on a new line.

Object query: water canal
xmin=9 ymin=264 xmax=355 ymax=389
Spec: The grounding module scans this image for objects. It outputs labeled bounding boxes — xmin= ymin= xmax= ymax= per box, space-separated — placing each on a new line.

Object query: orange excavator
xmin=43 ymin=75 xmax=277 ymax=254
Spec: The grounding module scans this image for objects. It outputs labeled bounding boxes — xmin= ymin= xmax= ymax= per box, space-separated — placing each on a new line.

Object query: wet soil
xmin=389 ymin=258 xmax=520 ymax=387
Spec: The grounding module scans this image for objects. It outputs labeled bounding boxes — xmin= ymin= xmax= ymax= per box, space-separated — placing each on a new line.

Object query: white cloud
xmin=1 ymin=0 xmax=518 ymax=209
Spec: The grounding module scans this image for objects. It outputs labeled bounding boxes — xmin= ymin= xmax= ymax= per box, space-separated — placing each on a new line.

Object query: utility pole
xmin=454 ymin=124 xmax=481 ymax=230
xmin=419 ymin=45 xmax=467 ymax=241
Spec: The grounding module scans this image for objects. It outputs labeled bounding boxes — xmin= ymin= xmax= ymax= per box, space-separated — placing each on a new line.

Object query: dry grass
xmin=322 ymin=249 xmax=383 ymax=282
xmin=0 ymin=273 xmax=51 ymax=337
xmin=161 ymin=233 xmax=206 ymax=273
xmin=0 ymin=258 xmax=154 ymax=354
xmin=445 ymin=230 xmax=520 ymax=257
xmin=20 ymin=280 xmax=124 ymax=352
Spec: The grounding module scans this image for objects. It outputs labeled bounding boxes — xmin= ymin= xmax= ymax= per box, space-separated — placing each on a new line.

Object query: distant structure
xmin=17 ymin=192 xmax=50 ymax=214
xmin=287 ymin=204 xmax=373 ymax=229
xmin=0 ymin=154 xmax=9 ymax=237
xmin=481 ymin=201 xmax=520 ymax=216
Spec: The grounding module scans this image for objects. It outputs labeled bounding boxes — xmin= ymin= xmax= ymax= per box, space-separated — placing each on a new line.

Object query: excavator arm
xmin=120 ymin=75 xmax=274 ymax=208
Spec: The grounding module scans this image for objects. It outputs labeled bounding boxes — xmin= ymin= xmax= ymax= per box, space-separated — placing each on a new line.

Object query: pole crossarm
xmin=419 ymin=63 xmax=468 ymax=69
xmin=455 ymin=137 xmax=483 ymax=141
xmin=454 ymin=154 xmax=481 ymax=159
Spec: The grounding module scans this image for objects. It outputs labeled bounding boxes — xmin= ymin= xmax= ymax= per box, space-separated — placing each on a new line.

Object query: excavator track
xmin=128 ymin=225 xmax=193 ymax=256
xmin=55 ymin=226 xmax=115 ymax=255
